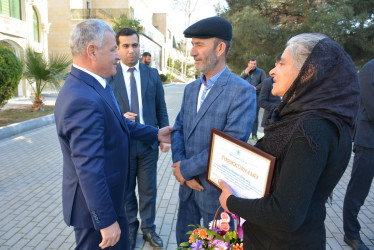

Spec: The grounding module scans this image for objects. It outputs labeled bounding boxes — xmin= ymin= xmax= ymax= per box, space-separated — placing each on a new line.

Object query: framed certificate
xmin=206 ymin=129 xmax=276 ymax=199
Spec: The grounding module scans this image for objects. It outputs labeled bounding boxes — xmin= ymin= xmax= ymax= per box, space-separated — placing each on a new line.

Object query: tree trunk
xmin=32 ymin=96 xmax=44 ymax=111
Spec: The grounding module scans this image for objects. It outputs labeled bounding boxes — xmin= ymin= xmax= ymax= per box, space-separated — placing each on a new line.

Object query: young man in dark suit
xmin=54 ymin=20 xmax=171 ymax=249
xmin=107 ymin=28 xmax=169 ymax=249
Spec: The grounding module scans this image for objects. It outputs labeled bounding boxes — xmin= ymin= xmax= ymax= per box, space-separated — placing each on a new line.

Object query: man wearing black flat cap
xmin=171 ymin=16 xmax=257 ymax=245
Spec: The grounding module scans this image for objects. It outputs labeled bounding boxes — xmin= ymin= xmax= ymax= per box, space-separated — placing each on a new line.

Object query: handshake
xmin=158 ymin=126 xmax=172 ymax=152
xmin=124 ymin=112 xmax=171 ymax=153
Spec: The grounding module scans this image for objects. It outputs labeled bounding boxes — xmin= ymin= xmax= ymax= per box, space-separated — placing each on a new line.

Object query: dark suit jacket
xmin=258 ymin=77 xmax=281 ymax=127
xmin=354 ymin=59 xmax=374 ymax=148
xmin=108 ymin=63 xmax=169 ymax=148
xmin=54 ymin=66 xmax=158 ymax=232
xmin=240 ymin=67 xmax=266 ymax=94
xmin=171 ymin=67 xmax=257 ymax=214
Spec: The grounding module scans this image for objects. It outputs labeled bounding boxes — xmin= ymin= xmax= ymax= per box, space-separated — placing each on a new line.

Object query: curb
xmin=0 ymin=114 xmax=55 ymax=140
xmin=0 ymin=84 xmax=179 ymax=141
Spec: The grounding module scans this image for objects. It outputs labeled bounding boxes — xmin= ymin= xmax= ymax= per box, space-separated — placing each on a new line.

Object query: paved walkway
xmin=0 ymin=84 xmax=373 ymax=249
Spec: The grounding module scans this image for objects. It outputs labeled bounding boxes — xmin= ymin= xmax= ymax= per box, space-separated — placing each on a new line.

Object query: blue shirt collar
xmin=200 ymin=66 xmax=227 ymax=88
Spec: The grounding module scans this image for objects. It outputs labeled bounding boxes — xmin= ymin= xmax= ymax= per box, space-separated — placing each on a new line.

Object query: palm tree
xmin=23 ymin=47 xmax=71 ymax=111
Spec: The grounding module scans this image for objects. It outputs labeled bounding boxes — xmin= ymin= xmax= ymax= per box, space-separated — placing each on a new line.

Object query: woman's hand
xmin=219 ymin=179 xmax=234 ymax=213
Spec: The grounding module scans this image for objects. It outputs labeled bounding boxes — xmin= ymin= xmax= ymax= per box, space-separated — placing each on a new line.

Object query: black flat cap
xmin=183 ymin=16 xmax=232 ymax=41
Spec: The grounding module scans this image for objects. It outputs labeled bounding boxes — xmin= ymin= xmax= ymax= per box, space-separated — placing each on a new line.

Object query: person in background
xmin=219 ymin=33 xmax=360 ymax=249
xmin=258 ymin=53 xmax=282 ymax=129
xmin=343 ymin=59 xmax=374 ymax=250
xmin=240 ymin=58 xmax=266 ymax=141
xmin=171 ymin=16 xmax=256 ymax=246
xmin=141 ymin=52 xmax=152 ymax=66
xmin=107 ymin=28 xmax=169 ymax=249
xmin=54 ymin=19 xmax=171 ymax=250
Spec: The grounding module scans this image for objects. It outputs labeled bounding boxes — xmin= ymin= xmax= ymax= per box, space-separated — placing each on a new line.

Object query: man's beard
xmin=196 ymin=52 xmax=218 ymax=74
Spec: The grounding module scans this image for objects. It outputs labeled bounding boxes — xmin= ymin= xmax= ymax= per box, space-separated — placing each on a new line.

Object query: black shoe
xmin=143 ymin=232 xmax=163 ymax=248
xmin=344 ymin=235 xmax=369 ymax=250
xmin=129 ymin=231 xmax=137 ymax=250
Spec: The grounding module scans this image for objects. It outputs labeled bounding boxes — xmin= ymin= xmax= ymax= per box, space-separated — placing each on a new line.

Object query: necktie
xmin=128 ymin=67 xmax=140 ymax=123
xmin=105 ymin=82 xmax=122 ymax=115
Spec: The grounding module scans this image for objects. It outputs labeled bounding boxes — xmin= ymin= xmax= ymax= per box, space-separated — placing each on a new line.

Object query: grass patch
xmin=0 ymin=105 xmax=54 ymax=127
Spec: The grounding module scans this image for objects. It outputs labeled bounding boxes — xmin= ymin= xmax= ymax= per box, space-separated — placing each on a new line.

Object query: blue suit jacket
xmin=108 ymin=63 xmax=169 ymax=149
xmin=54 ymin=66 xmax=158 ymax=231
xmin=354 ymin=59 xmax=374 ymax=148
xmin=171 ymin=67 xmax=256 ymax=214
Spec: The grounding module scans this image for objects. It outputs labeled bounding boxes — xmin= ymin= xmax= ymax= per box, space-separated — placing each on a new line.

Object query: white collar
xmin=73 ymin=64 xmax=106 ymax=88
xmin=120 ymin=61 xmax=140 ymax=73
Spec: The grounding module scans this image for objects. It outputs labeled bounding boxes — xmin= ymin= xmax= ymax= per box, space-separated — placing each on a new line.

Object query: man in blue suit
xmin=54 ymin=20 xmax=171 ymax=249
xmin=171 ymin=16 xmax=257 ymax=245
xmin=107 ymin=28 xmax=169 ymax=249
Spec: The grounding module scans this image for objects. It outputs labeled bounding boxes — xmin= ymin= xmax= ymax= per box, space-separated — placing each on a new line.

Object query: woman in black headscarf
xmin=219 ymin=33 xmax=360 ymax=249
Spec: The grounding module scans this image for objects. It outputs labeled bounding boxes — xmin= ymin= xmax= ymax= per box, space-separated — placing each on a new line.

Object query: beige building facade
xmin=48 ymin=0 xmax=178 ymax=73
xmin=0 ymin=0 xmax=49 ymax=97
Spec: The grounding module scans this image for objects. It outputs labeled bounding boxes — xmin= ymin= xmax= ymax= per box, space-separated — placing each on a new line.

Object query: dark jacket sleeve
xmin=240 ymin=70 xmax=247 ymax=79
xmin=359 ymin=60 xmax=374 ymax=121
xmin=258 ymin=77 xmax=278 ymax=111
xmin=255 ymin=69 xmax=266 ymax=91
xmin=152 ymin=68 xmax=169 ymax=128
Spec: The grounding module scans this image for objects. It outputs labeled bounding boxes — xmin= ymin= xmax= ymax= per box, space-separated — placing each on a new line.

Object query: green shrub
xmin=0 ymin=45 xmax=22 ymax=108
xmin=166 ymin=73 xmax=174 ymax=80
xmin=159 ymin=74 xmax=168 ymax=83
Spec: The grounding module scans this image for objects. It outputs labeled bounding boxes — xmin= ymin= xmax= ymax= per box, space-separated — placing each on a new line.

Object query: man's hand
xmin=244 ymin=67 xmax=251 ymax=75
xmin=160 ymin=143 xmax=171 ymax=152
xmin=123 ymin=112 xmax=137 ymax=122
xmin=158 ymin=126 xmax=172 ymax=144
xmin=186 ymin=179 xmax=204 ymax=191
xmin=218 ymin=179 xmax=234 ymax=213
xmin=172 ymin=161 xmax=186 ymax=185
xmin=99 ymin=221 xmax=121 ymax=249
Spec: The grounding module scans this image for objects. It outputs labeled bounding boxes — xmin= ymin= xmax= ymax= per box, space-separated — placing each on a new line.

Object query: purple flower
xmin=215 ymin=240 xmax=230 ymax=250
xmin=191 ymin=239 xmax=204 ymax=250
xmin=210 ymin=239 xmax=220 ymax=247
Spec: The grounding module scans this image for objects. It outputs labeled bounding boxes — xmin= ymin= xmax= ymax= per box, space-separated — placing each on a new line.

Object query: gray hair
xmin=70 ymin=19 xmax=115 ymax=56
xmin=287 ymin=33 xmax=327 ymax=70
xmin=214 ymin=38 xmax=231 ymax=56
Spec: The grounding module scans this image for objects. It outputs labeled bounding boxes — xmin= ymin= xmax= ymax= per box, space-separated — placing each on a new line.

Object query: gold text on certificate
xmin=221 ymin=155 xmax=259 ymax=180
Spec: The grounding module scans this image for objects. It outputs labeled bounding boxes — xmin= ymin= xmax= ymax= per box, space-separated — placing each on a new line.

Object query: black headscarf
xmin=257 ymin=37 xmax=360 ymax=189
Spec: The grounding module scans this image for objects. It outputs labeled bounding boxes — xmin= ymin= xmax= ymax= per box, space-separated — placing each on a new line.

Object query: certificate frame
xmin=206 ymin=129 xmax=276 ymax=198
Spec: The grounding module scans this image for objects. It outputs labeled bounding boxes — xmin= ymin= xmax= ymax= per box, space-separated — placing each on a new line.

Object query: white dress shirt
xmin=120 ymin=61 xmax=144 ymax=124
xmin=73 ymin=64 xmax=106 ymax=89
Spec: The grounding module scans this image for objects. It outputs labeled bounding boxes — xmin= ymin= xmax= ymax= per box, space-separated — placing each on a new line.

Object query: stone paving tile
xmin=1 ymin=83 xmax=374 ymax=249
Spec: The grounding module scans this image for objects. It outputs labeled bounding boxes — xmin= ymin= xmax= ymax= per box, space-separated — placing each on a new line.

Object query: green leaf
xmin=207 ymin=230 xmax=218 ymax=238
xmin=179 ymin=242 xmax=190 ymax=247
xmin=23 ymin=47 xmax=71 ymax=101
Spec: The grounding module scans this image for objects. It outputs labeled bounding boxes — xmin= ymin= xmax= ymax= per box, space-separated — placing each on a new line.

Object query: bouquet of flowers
xmin=178 ymin=209 xmax=243 ymax=250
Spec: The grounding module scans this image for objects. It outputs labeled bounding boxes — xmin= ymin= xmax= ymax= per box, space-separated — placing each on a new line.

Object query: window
xmin=0 ymin=0 xmax=21 ymax=19
xmin=33 ymin=7 xmax=40 ymax=43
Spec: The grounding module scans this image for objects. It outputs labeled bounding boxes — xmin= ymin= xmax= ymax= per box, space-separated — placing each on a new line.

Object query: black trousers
xmin=343 ymin=144 xmax=374 ymax=240
xmin=251 ymin=94 xmax=260 ymax=137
